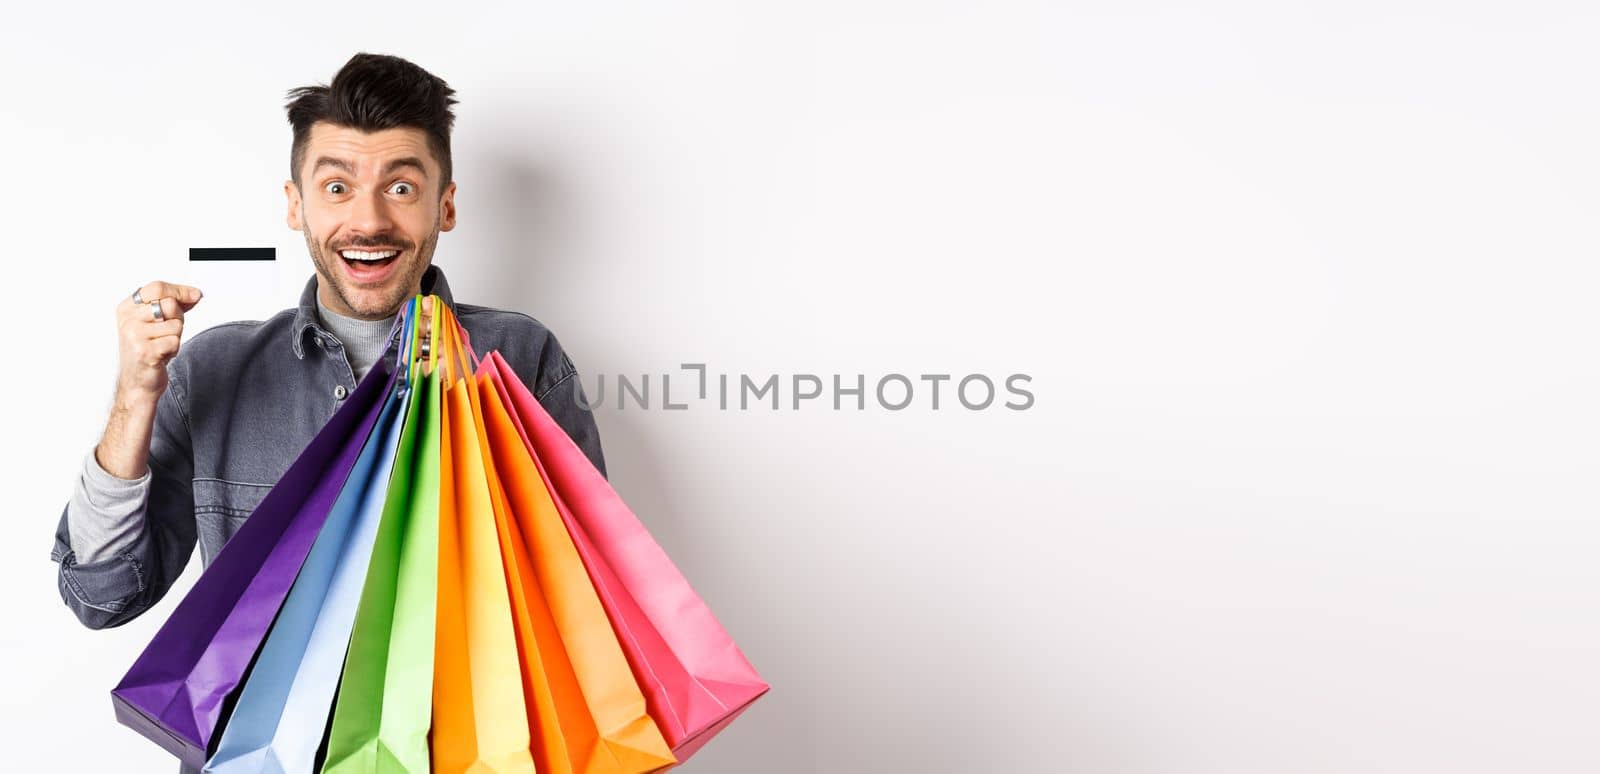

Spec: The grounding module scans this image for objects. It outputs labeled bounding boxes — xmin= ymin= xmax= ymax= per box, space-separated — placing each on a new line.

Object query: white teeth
xmin=340 ymin=249 xmax=398 ymax=262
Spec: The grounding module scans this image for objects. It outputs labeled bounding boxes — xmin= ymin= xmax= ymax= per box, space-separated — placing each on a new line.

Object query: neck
xmin=316 ymin=287 xmax=399 ymax=321
xmin=314 ymin=293 xmax=395 ymax=381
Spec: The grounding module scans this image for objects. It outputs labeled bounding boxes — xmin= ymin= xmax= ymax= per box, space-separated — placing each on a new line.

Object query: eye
xmin=389 ymin=181 xmax=416 ymax=195
xmin=324 ymin=181 xmax=348 ymax=195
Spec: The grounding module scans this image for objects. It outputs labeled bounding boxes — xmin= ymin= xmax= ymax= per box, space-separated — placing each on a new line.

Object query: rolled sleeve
xmin=68 ymin=447 xmax=152 ymax=564
xmin=52 ymin=368 xmax=198 ymax=630
xmin=52 ymin=509 xmax=151 ymax=619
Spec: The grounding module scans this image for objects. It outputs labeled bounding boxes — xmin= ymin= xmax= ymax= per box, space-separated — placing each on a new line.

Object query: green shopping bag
xmin=322 ymin=297 xmax=444 ymax=773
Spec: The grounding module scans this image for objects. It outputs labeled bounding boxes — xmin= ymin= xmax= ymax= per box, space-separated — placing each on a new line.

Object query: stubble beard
xmin=302 ymin=210 xmax=441 ymax=320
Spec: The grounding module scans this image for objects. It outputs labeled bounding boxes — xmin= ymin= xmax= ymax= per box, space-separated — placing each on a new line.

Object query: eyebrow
xmin=311 ymin=155 xmax=428 ymax=178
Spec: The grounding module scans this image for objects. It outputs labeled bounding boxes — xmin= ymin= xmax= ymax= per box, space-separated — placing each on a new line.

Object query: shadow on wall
xmin=467 ymin=148 xmax=812 ymax=772
xmin=459 ymin=143 xmax=1076 ymax=773
xmin=468 ymin=149 xmax=593 ymax=317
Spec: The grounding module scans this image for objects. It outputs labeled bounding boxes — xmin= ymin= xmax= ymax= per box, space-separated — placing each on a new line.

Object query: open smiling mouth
xmin=340 ymin=248 xmax=401 ymax=268
xmin=338 ymin=247 xmax=404 ymax=282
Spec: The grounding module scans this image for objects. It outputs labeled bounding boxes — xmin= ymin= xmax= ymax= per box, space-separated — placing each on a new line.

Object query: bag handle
xmin=451 ymin=313 xmax=483 ymax=373
xmin=448 ymin=303 xmax=475 ymax=380
xmin=403 ymin=293 xmax=457 ymax=383
xmin=392 ymin=295 xmax=479 ymax=385
xmin=393 ymin=296 xmax=420 ymax=386
xmin=395 ymin=294 xmax=442 ymax=384
xmin=435 ymin=299 xmax=476 ymax=385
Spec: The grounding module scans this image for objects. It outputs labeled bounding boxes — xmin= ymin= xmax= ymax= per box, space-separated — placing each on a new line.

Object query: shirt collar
xmin=292 ymin=263 xmax=455 ymax=359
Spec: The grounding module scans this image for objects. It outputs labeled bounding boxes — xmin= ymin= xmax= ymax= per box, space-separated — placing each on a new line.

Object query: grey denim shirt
xmin=50 ymin=263 xmax=606 ymax=637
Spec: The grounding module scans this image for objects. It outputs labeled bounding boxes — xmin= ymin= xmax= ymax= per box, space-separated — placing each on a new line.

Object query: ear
xmin=439 ymin=180 xmax=457 ymax=232
xmin=284 ymin=180 xmax=302 ymax=230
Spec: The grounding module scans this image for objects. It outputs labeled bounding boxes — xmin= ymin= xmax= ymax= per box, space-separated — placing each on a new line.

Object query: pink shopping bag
xmin=480 ymin=350 xmax=769 ymax=765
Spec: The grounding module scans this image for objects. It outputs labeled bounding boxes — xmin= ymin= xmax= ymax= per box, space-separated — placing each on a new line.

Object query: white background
xmin=5 ymin=2 xmax=1599 ymax=772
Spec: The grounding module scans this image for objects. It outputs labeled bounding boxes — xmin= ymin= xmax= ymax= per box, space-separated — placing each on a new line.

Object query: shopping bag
xmin=471 ymin=332 xmax=674 ymax=772
xmin=478 ymin=386 xmax=576 ymax=774
xmin=430 ymin=303 xmax=536 ymax=771
xmin=323 ymin=298 xmax=442 ymax=774
xmin=205 ymin=309 xmax=419 ymax=772
xmin=482 ymin=348 xmax=770 ymax=763
xmin=111 ymin=351 xmax=398 ymax=771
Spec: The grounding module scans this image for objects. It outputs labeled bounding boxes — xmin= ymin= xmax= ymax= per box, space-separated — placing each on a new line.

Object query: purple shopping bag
xmin=110 ymin=359 xmax=398 ymax=770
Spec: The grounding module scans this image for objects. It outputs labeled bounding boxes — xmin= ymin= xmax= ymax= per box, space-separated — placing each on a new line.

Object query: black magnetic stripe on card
xmin=189 ymin=247 xmax=276 ymax=261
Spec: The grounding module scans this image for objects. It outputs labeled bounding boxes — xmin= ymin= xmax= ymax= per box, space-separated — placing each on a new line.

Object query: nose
xmin=347 ymin=186 xmax=394 ymax=237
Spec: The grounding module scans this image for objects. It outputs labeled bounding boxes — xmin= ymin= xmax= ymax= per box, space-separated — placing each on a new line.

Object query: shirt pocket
xmin=192 ymin=477 xmax=273 ymax=520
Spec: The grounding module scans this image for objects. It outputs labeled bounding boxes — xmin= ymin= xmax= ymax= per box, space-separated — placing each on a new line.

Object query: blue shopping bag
xmin=204 ymin=308 xmax=420 ymax=772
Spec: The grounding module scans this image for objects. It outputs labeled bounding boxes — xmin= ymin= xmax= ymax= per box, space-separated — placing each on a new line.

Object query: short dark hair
xmin=284 ymin=52 xmax=459 ymax=189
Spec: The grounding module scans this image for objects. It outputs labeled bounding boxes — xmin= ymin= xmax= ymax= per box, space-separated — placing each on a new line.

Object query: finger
xmin=135 ymin=319 xmax=185 ymax=340
xmin=122 ymin=297 xmax=188 ymax=324
xmin=413 ymin=297 xmax=433 ymax=373
xmin=121 ymin=320 xmax=183 ymax=353
xmin=129 ymin=281 xmax=203 ymax=310
xmin=418 ymin=296 xmax=435 ymax=342
xmin=141 ymin=335 xmax=182 ymax=366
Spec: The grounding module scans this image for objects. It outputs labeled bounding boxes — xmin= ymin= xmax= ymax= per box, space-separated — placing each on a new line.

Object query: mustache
xmin=330 ymin=237 xmax=413 ymax=250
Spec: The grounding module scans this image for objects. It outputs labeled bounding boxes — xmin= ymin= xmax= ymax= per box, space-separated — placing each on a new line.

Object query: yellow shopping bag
xmin=430 ymin=305 xmax=535 ymax=772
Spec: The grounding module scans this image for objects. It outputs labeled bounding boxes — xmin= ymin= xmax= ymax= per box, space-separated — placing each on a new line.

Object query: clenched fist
xmin=118 ymin=281 xmax=203 ymax=402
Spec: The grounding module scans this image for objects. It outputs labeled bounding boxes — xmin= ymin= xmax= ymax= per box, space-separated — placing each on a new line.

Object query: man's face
xmin=285 ymin=122 xmax=457 ymax=320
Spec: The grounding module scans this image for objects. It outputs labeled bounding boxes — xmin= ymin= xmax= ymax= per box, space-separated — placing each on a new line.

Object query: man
xmin=49 ymin=52 xmax=606 ymax=769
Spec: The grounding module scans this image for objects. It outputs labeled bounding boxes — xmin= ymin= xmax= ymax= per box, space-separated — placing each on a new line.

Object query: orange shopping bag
xmin=436 ymin=310 xmax=671 ymax=773
xmin=430 ymin=305 xmax=535 ymax=771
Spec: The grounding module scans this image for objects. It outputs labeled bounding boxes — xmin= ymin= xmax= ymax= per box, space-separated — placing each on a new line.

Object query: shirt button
xmin=333 ymin=385 xmax=348 ymax=400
